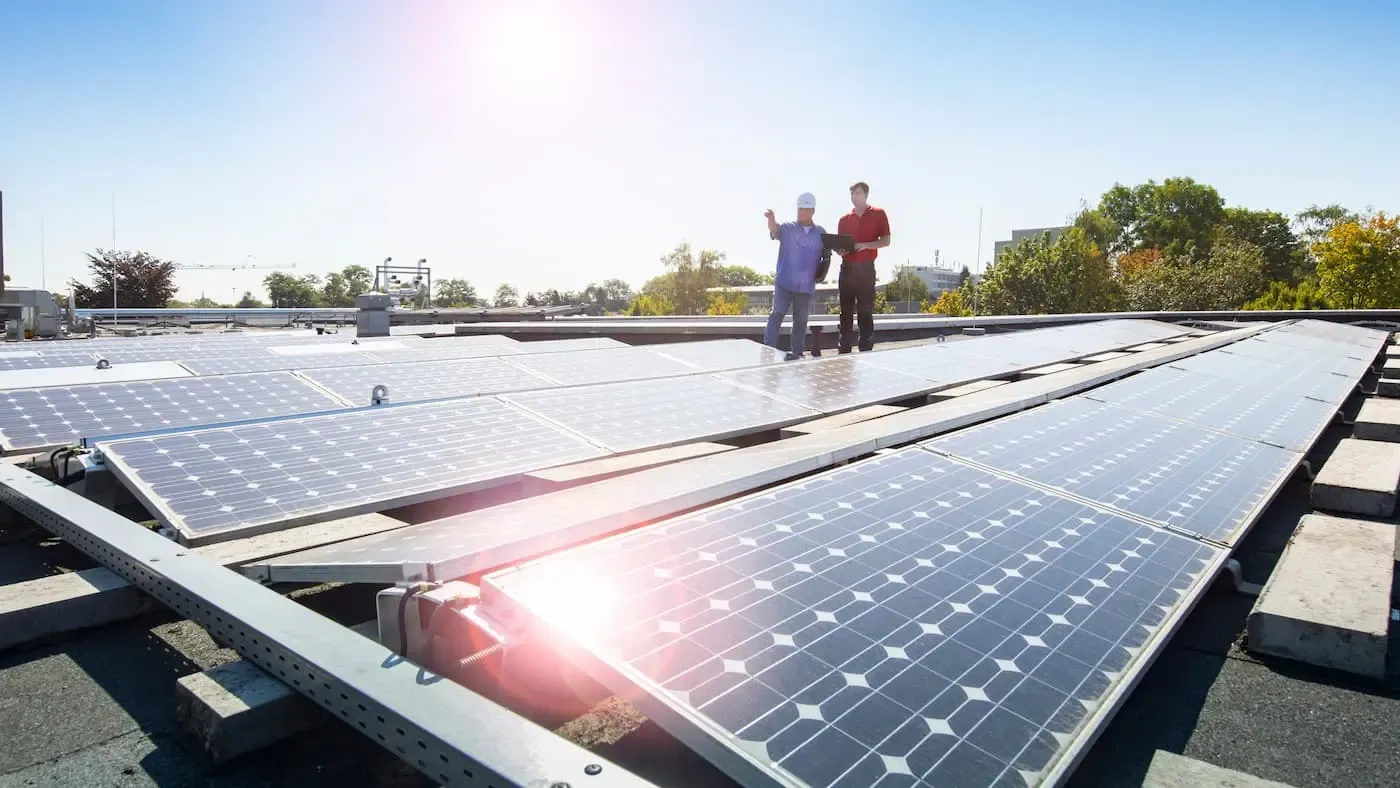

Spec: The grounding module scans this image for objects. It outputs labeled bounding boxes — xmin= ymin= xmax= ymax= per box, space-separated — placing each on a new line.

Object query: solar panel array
xmin=475 ymin=319 xmax=1385 ymax=788
xmin=100 ymin=397 xmax=607 ymax=541
xmin=485 ymin=449 xmax=1222 ymax=788
xmin=93 ymin=320 xmax=1195 ymax=540
xmin=0 ymin=372 xmax=345 ymax=452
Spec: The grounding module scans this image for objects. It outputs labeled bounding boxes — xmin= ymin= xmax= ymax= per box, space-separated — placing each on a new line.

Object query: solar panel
xmin=718 ymin=357 xmax=934 ymax=413
xmin=1081 ymin=367 xmax=1339 ymax=452
xmin=1167 ymin=351 xmax=1358 ymax=404
xmin=648 ymin=339 xmax=788 ymax=372
xmin=0 ymin=360 xmax=194 ymax=390
xmin=502 ymin=376 xmax=819 ymax=453
xmin=0 ymin=350 xmax=99 ymax=371
xmin=97 ymin=397 xmax=607 ymax=542
xmin=297 ymin=357 xmax=554 ymax=406
xmin=0 ymin=372 xmax=346 ymax=453
xmin=951 ymin=335 xmax=1081 ymax=369
xmin=181 ymin=349 xmax=389 ymax=376
xmin=512 ymin=337 xmax=628 ymax=352
xmin=922 ymin=397 xmax=1299 ymax=545
xmin=863 ymin=345 xmax=1023 ymax=385
xmin=505 ymin=347 xmax=702 ymax=386
xmin=483 ymin=448 xmax=1222 ymax=788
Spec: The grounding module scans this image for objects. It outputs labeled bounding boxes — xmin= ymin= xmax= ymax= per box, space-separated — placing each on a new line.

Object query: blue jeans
xmin=764 ymin=285 xmax=812 ymax=357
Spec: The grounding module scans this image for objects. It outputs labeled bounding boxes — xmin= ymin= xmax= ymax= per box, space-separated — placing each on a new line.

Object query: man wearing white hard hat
xmin=763 ymin=193 xmax=830 ymax=360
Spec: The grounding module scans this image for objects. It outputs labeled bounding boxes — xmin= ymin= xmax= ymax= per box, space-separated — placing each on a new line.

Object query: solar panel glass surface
xmin=502 ymin=375 xmax=818 ymax=453
xmin=923 ymin=397 xmax=1299 ymax=544
xmin=0 ymin=372 xmax=345 ymax=452
xmin=298 ymin=356 xmax=554 ymax=405
xmin=98 ymin=396 xmax=606 ymax=540
xmin=486 ymin=448 xmax=1222 ymax=788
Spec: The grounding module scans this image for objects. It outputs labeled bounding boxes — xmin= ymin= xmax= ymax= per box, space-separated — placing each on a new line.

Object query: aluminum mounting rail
xmin=0 ymin=463 xmax=656 ymax=788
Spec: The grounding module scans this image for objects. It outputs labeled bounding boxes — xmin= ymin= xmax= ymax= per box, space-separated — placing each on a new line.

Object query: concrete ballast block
xmin=175 ymin=660 xmax=321 ymax=763
xmin=1378 ymin=378 xmax=1400 ymax=398
xmin=1246 ymin=514 xmax=1395 ymax=679
xmin=1143 ymin=750 xmax=1298 ymax=787
xmin=1353 ymin=398 xmax=1400 ymax=442
xmin=1310 ymin=437 xmax=1400 ymax=516
xmin=0 ymin=568 xmax=151 ymax=652
xmin=1381 ymin=358 xmax=1400 ymax=379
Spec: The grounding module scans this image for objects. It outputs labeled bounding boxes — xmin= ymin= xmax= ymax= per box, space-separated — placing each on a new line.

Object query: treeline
xmin=922 ymin=178 xmax=1396 ymax=317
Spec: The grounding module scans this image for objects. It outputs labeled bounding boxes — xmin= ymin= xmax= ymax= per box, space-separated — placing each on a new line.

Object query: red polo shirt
xmin=837 ymin=206 xmax=890 ymax=264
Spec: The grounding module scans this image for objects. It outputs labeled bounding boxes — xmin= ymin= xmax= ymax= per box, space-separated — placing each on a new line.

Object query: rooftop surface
xmin=1 ymin=321 xmax=1396 ymax=788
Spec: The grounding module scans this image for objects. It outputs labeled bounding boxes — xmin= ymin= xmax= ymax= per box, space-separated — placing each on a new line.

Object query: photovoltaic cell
xmin=505 ymin=347 xmax=700 ymax=386
xmin=0 ymin=350 xmax=99 ymax=371
xmin=862 ymin=346 xmax=1023 ymax=386
xmin=0 ymin=372 xmax=346 ymax=452
xmin=923 ymin=397 xmax=1299 ymax=545
xmin=1167 ymin=351 xmax=1358 ymax=404
xmin=97 ymin=397 xmax=606 ymax=541
xmin=1081 ymin=367 xmax=1339 ymax=452
xmin=297 ymin=357 xmax=555 ymax=406
xmin=718 ymin=356 xmax=934 ymax=413
xmin=648 ymin=339 xmax=788 ymax=372
xmin=502 ymin=375 xmax=818 ymax=453
xmin=485 ymin=449 xmax=1222 ymax=788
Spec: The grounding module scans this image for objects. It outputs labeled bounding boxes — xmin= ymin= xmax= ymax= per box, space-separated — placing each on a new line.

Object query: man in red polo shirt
xmin=835 ymin=181 xmax=891 ymax=352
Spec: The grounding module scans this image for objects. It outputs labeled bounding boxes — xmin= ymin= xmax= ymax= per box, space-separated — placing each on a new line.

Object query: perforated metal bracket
xmin=0 ymin=463 xmax=655 ymax=788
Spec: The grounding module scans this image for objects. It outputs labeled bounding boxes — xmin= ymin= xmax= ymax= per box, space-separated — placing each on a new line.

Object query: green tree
xmin=264 ymin=272 xmax=322 ymax=307
xmin=657 ymin=242 xmax=725 ymax=315
xmin=713 ymin=265 xmax=773 ymax=287
xmin=434 ymin=278 xmax=479 ymax=308
xmin=923 ymin=288 xmax=974 ymax=316
xmin=1243 ymin=278 xmax=1335 ymax=311
xmin=235 ymin=291 xmax=265 ymax=308
xmin=885 ymin=267 xmax=929 ymax=306
xmin=627 ymin=293 xmax=673 ymax=315
xmin=705 ymin=290 xmax=748 ymax=315
xmin=1219 ymin=208 xmax=1305 ymax=283
xmin=70 ymin=249 xmax=179 ymax=309
xmin=1315 ymin=213 xmax=1400 ymax=308
xmin=493 ymin=284 xmax=519 ymax=308
xmin=321 ymin=272 xmax=351 ymax=307
xmin=582 ymin=278 xmax=634 ymax=313
xmin=1295 ymin=204 xmax=1359 ymax=248
xmin=957 ymin=266 xmax=971 ymax=288
xmin=977 ymin=228 xmax=1121 ymax=315
xmin=1121 ymin=239 xmax=1269 ymax=311
xmin=341 ymin=265 xmax=373 ymax=299
xmin=1094 ymin=178 xmax=1226 ymax=258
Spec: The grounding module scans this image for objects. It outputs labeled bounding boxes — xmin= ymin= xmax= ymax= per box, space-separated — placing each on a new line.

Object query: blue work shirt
xmin=773 ymin=222 xmax=825 ymax=295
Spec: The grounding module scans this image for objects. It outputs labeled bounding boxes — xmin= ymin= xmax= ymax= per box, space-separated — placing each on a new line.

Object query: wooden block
xmin=175 ymin=661 xmax=322 ymax=763
xmin=780 ymin=405 xmax=906 ymax=437
xmin=1081 ymin=351 xmax=1131 ymax=362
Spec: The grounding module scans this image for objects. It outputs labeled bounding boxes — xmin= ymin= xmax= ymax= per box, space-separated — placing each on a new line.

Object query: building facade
xmin=992 ymin=225 xmax=1071 ymax=261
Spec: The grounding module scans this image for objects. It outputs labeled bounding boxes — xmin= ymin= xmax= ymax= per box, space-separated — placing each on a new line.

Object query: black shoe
xmin=785 ymin=352 xmax=802 ymax=361
xmin=838 ymin=347 xmax=853 ymax=355
xmin=857 ymin=344 xmax=873 ymax=352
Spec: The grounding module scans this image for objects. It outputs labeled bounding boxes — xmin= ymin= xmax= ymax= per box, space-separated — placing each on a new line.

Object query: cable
xmin=395 ymin=582 xmax=436 ymax=657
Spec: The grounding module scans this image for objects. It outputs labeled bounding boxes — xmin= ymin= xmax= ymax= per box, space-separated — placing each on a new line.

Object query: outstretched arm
xmin=765 ymin=209 xmax=781 ymax=240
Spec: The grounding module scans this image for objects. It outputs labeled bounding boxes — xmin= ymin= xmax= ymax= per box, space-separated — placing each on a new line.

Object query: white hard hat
xmin=796 ymin=193 xmax=816 ymax=209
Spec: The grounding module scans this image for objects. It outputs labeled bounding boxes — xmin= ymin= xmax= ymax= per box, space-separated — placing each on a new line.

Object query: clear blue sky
xmin=2 ymin=0 xmax=1397 ymax=302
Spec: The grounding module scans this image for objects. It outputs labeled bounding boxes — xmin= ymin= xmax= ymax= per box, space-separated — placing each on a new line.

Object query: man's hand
xmin=764 ymin=209 xmax=776 ymax=221
xmin=852 ymin=241 xmax=871 ymax=252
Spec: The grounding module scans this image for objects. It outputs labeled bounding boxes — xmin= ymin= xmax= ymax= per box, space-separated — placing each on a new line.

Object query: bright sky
xmin=2 ymin=0 xmax=1397 ymax=303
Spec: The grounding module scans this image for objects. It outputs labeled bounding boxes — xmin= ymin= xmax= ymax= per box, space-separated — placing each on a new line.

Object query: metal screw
xmin=584 ymin=764 xmax=603 ymax=776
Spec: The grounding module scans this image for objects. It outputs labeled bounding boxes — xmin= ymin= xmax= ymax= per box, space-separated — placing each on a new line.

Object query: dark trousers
xmin=838 ymin=262 xmax=876 ymax=351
